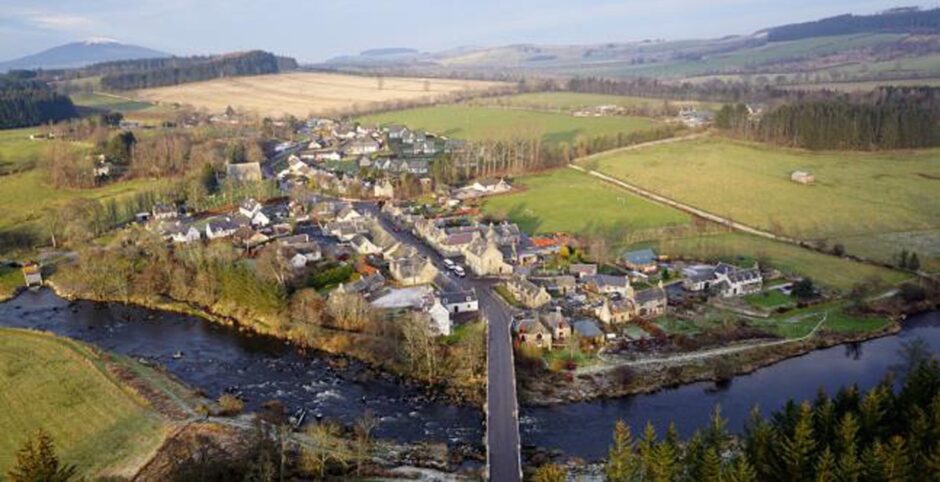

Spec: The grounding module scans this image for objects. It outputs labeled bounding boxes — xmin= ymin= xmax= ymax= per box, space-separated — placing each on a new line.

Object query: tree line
xmin=98 ymin=51 xmax=297 ymax=90
xmin=0 ymin=71 xmax=77 ymax=128
xmin=533 ymin=340 xmax=940 ymax=481
xmin=716 ymin=86 xmax=940 ymax=150
xmin=766 ymin=7 xmax=940 ymax=42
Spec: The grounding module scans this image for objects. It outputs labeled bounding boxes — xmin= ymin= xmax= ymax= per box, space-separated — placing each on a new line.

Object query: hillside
xmin=0 ymin=39 xmax=168 ymax=72
xmin=321 ymin=8 xmax=940 ymax=84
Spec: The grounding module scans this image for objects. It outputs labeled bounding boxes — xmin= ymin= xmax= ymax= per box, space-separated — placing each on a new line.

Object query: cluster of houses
xmin=146 ymin=193 xmax=483 ymax=338
xmin=271 ymin=119 xmax=476 ymax=201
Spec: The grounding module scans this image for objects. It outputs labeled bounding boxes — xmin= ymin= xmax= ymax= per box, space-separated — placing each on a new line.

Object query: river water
xmin=0 ymin=289 xmax=483 ymax=445
xmin=1 ymin=289 xmax=937 ymax=461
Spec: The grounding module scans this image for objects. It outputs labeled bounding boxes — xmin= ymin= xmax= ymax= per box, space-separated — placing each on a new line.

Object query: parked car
xmin=443 ymin=259 xmax=456 ymax=270
xmin=453 ymin=266 xmax=466 ymax=278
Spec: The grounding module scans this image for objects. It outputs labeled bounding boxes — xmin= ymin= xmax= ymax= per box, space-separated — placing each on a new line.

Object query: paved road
xmin=359 ymin=203 xmax=522 ymax=481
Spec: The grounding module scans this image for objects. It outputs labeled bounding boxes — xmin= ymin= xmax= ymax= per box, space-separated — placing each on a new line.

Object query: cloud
xmin=28 ymin=13 xmax=96 ymax=31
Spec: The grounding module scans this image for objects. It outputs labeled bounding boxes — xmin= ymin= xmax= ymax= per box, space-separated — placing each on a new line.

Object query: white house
xmin=425 ymin=297 xmax=452 ymax=336
xmin=441 ymin=290 xmax=479 ymax=314
xmin=713 ymin=263 xmax=763 ymax=297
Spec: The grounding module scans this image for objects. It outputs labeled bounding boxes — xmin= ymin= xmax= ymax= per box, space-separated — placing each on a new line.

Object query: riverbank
xmin=519 ymin=321 xmax=902 ymax=405
xmin=42 ymin=277 xmax=485 ymax=407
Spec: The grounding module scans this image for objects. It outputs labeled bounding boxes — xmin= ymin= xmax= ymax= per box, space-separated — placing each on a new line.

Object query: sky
xmin=0 ymin=0 xmax=925 ymax=63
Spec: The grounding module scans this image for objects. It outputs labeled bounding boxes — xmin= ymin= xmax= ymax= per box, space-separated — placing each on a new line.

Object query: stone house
xmin=514 ymin=318 xmax=553 ymax=350
xmin=506 ymin=275 xmax=551 ymax=309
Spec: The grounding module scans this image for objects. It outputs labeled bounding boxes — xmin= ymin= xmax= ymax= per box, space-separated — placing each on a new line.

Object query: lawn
xmin=469 ymin=92 xmax=722 ymax=113
xmin=745 ymin=290 xmax=794 ymax=310
xmin=0 ymin=329 xmax=167 ymax=478
xmin=0 ymin=127 xmax=42 ymax=175
xmin=482 ymin=168 xmax=689 ymax=235
xmin=584 ymin=136 xmax=940 ymax=270
xmin=650 ymin=233 xmax=909 ymax=292
xmin=358 ymin=104 xmax=660 ymax=144
xmin=753 ymin=303 xmax=892 ymax=339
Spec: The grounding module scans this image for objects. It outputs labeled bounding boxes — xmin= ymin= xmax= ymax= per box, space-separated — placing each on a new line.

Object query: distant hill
xmin=0 ymin=38 xmax=169 ymax=72
xmin=97 ymin=51 xmax=299 ymax=90
xmin=765 ymin=7 xmax=940 ymax=42
xmin=321 ymin=8 xmax=940 ymax=82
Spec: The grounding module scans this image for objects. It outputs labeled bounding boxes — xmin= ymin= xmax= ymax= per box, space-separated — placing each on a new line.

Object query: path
xmin=579 ymin=312 xmax=829 ymax=374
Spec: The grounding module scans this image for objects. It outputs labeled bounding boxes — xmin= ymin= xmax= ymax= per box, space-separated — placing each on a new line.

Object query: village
xmin=105 ymin=113 xmax=820 ymax=379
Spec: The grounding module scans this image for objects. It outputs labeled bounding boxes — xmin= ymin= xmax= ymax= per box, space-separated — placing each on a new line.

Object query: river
xmin=521 ymin=310 xmax=940 ymax=460
xmin=0 ymin=289 xmax=483 ymax=445
xmin=1 ymin=289 xmax=937 ymax=462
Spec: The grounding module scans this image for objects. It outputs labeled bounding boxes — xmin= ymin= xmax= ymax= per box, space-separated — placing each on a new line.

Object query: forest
xmin=716 ymin=87 xmax=940 ymax=150
xmin=97 ymin=51 xmax=298 ymax=90
xmin=766 ymin=7 xmax=940 ymax=42
xmin=533 ymin=343 xmax=940 ymax=481
xmin=0 ymin=72 xmax=77 ymax=129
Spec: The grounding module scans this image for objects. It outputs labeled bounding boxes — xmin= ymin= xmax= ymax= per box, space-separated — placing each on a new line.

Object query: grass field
xmin=71 ymin=92 xmax=155 ymax=113
xmin=0 ymin=127 xmax=42 ymax=175
xmin=583 ymin=136 xmax=940 ymax=270
xmin=469 ymin=92 xmax=722 ymax=112
xmin=0 ymin=265 xmax=21 ymax=300
xmin=482 ymin=168 xmax=689 ymax=234
xmin=0 ymin=329 xmax=167 ymax=477
xmin=359 ymin=104 xmax=660 ymax=144
xmin=133 ymin=72 xmax=507 ymax=117
xmin=0 ymin=170 xmax=162 ymax=233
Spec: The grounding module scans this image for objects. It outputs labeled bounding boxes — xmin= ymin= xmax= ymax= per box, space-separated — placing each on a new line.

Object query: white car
xmin=443 ymin=259 xmax=456 ymax=269
xmin=453 ymin=266 xmax=466 ymax=278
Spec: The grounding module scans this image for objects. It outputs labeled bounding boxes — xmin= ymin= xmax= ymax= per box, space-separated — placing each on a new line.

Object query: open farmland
xmin=0 ymin=329 xmax=167 ymax=478
xmin=469 ymin=92 xmax=722 ymax=112
xmin=0 ymin=127 xmax=41 ymax=175
xmin=0 ymin=170 xmax=164 ymax=238
xmin=482 ymin=168 xmax=690 ymax=235
xmin=359 ymin=104 xmax=660 ymax=144
xmin=582 ymin=136 xmax=940 ymax=271
xmin=133 ymin=72 xmax=508 ymax=117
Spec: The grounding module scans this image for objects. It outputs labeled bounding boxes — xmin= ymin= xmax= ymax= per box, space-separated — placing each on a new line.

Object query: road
xmin=358 ymin=203 xmax=523 ymax=481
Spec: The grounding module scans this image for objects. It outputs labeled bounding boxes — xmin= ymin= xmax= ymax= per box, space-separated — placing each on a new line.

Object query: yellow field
xmin=133 ymin=72 xmax=509 ymax=117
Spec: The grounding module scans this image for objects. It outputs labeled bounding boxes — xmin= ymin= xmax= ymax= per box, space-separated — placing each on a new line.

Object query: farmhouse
xmin=205 ymin=216 xmax=242 ymax=240
xmin=152 ymin=203 xmax=177 ymax=220
xmin=583 ymin=274 xmax=633 ymax=297
xmin=713 ymin=262 xmax=763 ymax=297
xmin=163 ymin=222 xmax=202 ymax=244
xmin=791 ymin=170 xmax=815 ymax=185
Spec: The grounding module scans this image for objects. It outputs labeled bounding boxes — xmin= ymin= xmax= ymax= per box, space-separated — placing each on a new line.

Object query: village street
xmin=358 ymin=202 xmax=523 ymax=482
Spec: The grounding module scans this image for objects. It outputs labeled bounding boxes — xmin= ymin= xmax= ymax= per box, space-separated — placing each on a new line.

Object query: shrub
xmin=218 ymin=394 xmax=245 ymax=416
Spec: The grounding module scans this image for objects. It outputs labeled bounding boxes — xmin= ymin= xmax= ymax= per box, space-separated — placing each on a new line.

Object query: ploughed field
xmin=359 ymin=104 xmax=660 ymax=144
xmin=580 ymin=136 xmax=940 ymax=272
xmin=0 ymin=329 xmax=167 ymax=478
xmin=133 ymin=72 xmax=507 ymax=117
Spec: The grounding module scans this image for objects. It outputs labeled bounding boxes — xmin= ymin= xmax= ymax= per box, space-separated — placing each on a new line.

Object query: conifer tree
xmin=815 ymin=447 xmax=837 ymax=482
xmin=606 ymin=420 xmax=638 ymax=482
xmin=779 ymin=403 xmax=817 ymax=482
xmin=7 ymin=430 xmax=76 ymax=482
